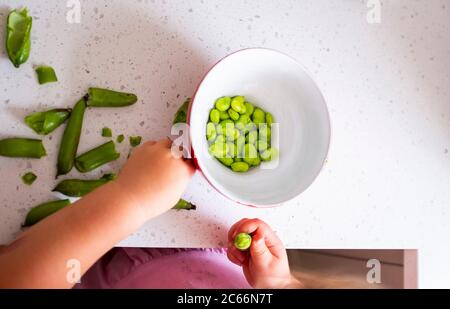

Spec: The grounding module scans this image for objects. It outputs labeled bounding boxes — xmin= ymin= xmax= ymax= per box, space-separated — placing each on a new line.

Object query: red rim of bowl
xmin=187 ymin=47 xmax=332 ymax=208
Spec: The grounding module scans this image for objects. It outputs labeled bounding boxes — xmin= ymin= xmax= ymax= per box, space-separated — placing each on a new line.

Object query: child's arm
xmin=0 ymin=139 xmax=194 ymax=288
xmin=227 ymin=218 xmax=303 ymax=289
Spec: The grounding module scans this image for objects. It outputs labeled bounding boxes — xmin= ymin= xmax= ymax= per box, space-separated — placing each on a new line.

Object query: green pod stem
xmin=172 ymin=98 xmax=191 ymax=125
xmin=6 ymin=8 xmax=32 ymax=68
xmin=172 ymin=199 xmax=196 ymax=210
xmin=25 ymin=108 xmax=71 ymax=135
xmin=57 ymin=98 xmax=86 ymax=176
xmin=0 ymin=138 xmax=46 ymax=158
xmin=86 ymin=88 xmax=138 ymax=107
xmin=23 ymin=199 xmax=71 ymax=227
xmin=53 ymin=173 xmax=116 ymax=197
xmin=75 ymin=141 xmax=120 ymax=173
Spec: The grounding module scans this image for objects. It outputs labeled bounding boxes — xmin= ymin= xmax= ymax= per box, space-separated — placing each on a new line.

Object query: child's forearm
xmin=0 ymin=181 xmax=149 ymax=288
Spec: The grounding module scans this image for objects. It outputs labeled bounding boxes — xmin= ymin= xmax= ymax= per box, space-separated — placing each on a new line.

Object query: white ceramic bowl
xmin=188 ymin=48 xmax=330 ymax=207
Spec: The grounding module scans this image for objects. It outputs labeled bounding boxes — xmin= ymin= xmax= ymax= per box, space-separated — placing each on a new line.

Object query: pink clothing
xmin=75 ymin=248 xmax=251 ymax=289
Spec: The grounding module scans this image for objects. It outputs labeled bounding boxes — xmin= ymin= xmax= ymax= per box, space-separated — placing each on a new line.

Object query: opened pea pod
xmin=25 ymin=108 xmax=71 ymax=135
xmin=6 ymin=8 xmax=32 ymax=68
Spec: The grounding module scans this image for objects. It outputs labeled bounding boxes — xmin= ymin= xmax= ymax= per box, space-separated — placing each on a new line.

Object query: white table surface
xmin=0 ymin=0 xmax=449 ymax=288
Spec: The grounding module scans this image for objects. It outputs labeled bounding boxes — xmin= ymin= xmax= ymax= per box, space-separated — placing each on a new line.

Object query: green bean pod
xmin=57 ymin=98 xmax=86 ymax=176
xmin=25 ymin=108 xmax=71 ymax=135
xmin=86 ymin=88 xmax=138 ymax=107
xmin=172 ymin=98 xmax=191 ymax=125
xmin=75 ymin=141 xmax=120 ymax=173
xmin=6 ymin=8 xmax=32 ymax=68
xmin=0 ymin=138 xmax=46 ymax=158
xmin=23 ymin=199 xmax=71 ymax=227
xmin=53 ymin=174 xmax=116 ymax=197
xmin=172 ymin=199 xmax=196 ymax=210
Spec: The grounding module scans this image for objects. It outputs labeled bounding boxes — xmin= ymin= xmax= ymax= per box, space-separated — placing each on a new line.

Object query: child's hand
xmin=227 ymin=218 xmax=303 ymax=289
xmin=115 ymin=139 xmax=195 ymax=219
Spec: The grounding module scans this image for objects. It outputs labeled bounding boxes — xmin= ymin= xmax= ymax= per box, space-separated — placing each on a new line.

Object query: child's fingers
xmin=158 ymin=138 xmax=172 ymax=148
xmin=235 ymin=218 xmax=285 ymax=259
xmin=228 ymin=218 xmax=248 ymax=242
xmin=227 ymin=244 xmax=248 ymax=266
xmin=249 ymin=233 xmax=272 ymax=266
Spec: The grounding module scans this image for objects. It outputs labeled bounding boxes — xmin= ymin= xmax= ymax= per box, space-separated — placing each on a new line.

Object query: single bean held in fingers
xmin=234 ymin=233 xmax=253 ymax=251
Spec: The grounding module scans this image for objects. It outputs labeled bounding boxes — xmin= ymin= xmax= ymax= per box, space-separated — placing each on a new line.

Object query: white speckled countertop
xmin=0 ymin=0 xmax=449 ymax=288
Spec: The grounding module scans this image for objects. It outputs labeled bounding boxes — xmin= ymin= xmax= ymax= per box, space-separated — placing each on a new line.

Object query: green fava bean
xmin=266 ymin=112 xmax=274 ymax=126
xmin=231 ymin=96 xmax=246 ymax=114
xmin=251 ymin=155 xmax=261 ymax=167
xmin=243 ymin=143 xmax=258 ymax=160
xmin=218 ymin=157 xmax=234 ymax=167
xmin=209 ymin=109 xmax=220 ymax=124
xmin=220 ymin=120 xmax=234 ymax=137
xmin=235 ymin=122 xmax=246 ymax=131
xmin=245 ymin=122 xmax=257 ymax=132
xmin=0 ymin=138 xmax=46 ymax=158
xmin=246 ymin=130 xmax=258 ymax=144
xmin=215 ymin=97 xmax=231 ymax=112
xmin=259 ymin=125 xmax=271 ymax=141
xmin=53 ymin=174 xmax=116 ymax=197
xmin=219 ymin=110 xmax=230 ymax=120
xmin=226 ymin=142 xmax=236 ymax=157
xmin=215 ymin=135 xmax=226 ymax=144
xmin=75 ymin=141 xmax=120 ymax=173
xmin=234 ymin=233 xmax=252 ymax=250
xmin=24 ymin=199 xmax=71 ymax=227
xmin=257 ymin=140 xmax=269 ymax=152
xmin=244 ymin=102 xmax=254 ymax=116
xmin=87 ymin=88 xmax=138 ymax=107
xmin=25 ymin=108 xmax=71 ymax=135
xmin=6 ymin=8 xmax=32 ymax=68
xmin=209 ymin=142 xmax=228 ymax=158
xmin=228 ymin=108 xmax=240 ymax=121
xmin=234 ymin=157 xmax=242 ymax=162
xmin=233 ymin=128 xmax=241 ymax=140
xmin=231 ymin=162 xmax=250 ymax=173
xmin=261 ymin=147 xmax=279 ymax=161
xmin=236 ymin=136 xmax=245 ymax=153
xmin=236 ymin=114 xmax=250 ymax=126
xmin=57 ymin=98 xmax=86 ymax=176
xmin=206 ymin=122 xmax=217 ymax=142
xmin=252 ymin=108 xmax=266 ymax=125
